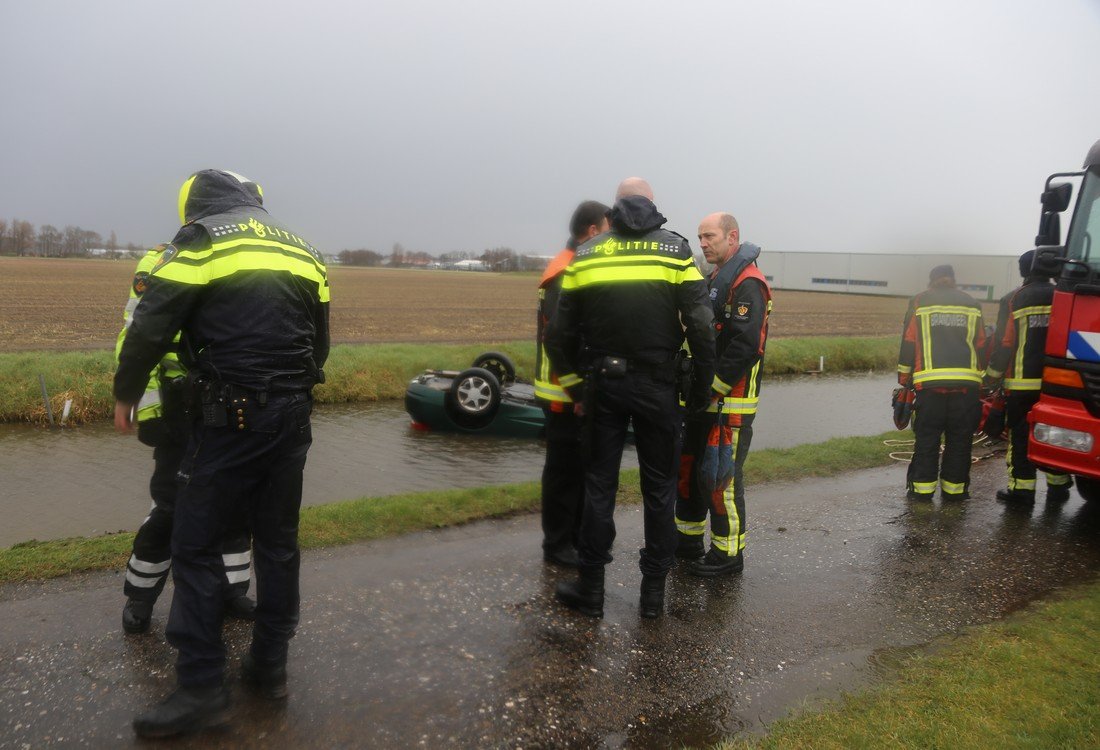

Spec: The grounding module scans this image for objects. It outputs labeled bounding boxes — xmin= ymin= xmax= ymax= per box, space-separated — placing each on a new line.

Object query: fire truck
xmin=1027 ymin=138 xmax=1100 ymax=500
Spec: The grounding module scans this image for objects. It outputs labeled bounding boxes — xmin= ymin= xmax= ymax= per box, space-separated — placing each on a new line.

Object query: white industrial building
xmin=751 ymin=251 xmax=1021 ymax=302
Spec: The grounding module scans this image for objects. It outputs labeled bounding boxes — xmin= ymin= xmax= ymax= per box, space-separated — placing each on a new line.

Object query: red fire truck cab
xmin=1027 ymin=138 xmax=1100 ymax=501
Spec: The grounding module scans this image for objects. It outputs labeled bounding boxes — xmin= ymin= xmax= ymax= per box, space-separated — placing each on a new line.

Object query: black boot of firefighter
xmin=122 ymin=598 xmax=155 ymax=634
xmin=132 ymin=684 xmax=230 ymax=738
xmin=996 ymin=488 xmax=1036 ymax=504
xmin=688 ymin=548 xmax=745 ymax=577
xmin=674 ymin=532 xmax=705 ymax=561
xmin=555 ymin=566 xmax=604 ymax=617
xmin=1046 ymin=478 xmax=1073 ymax=503
xmin=639 ymin=575 xmax=666 ymax=619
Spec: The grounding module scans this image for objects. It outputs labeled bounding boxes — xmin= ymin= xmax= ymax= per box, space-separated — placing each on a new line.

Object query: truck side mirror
xmin=1032 ymin=245 xmax=1066 ymax=277
xmin=1035 ymin=212 xmax=1062 ymax=247
xmin=1041 ymin=182 xmax=1073 ymax=212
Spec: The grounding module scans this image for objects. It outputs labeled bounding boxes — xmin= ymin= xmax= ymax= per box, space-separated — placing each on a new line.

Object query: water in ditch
xmin=0 ymin=372 xmax=895 ymax=546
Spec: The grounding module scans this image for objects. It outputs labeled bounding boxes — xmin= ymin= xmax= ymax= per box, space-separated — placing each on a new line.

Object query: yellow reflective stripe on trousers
xmin=712 ymin=429 xmax=742 ymax=554
xmin=911 ymin=481 xmax=937 ymax=494
xmin=706 ymin=397 xmax=759 ymax=415
xmin=676 ymin=518 xmax=705 ymax=535
xmin=941 ymin=480 xmax=967 ymax=495
xmin=1046 ymin=473 xmax=1071 ymax=487
xmin=912 ymin=369 xmax=982 ymax=384
xmin=1003 ymin=378 xmax=1040 ymax=390
xmin=534 ymin=381 xmax=572 ymax=402
xmin=154 ymin=239 xmax=330 ymax=302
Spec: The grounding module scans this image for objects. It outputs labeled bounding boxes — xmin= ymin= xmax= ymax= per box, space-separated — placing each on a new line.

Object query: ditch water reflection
xmin=0 ymin=372 xmax=895 ymax=546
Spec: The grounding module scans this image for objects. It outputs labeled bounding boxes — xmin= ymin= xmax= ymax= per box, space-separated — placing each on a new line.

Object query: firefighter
xmin=985 ymin=249 xmax=1072 ymax=503
xmin=546 ymin=177 xmax=716 ymax=619
xmin=118 ymin=243 xmax=255 ymax=635
xmin=115 ymin=170 xmax=329 ymax=738
xmin=897 ymin=264 xmax=987 ymax=501
xmin=675 ymin=212 xmax=771 ymax=576
xmin=536 ymin=200 xmax=610 ymax=567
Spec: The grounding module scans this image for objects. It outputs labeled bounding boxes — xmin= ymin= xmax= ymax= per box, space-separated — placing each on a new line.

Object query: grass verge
xmin=0 ymin=430 xmax=902 ymax=584
xmin=0 ymin=336 xmax=895 ymax=424
xmin=720 ymin=578 xmax=1100 ymax=750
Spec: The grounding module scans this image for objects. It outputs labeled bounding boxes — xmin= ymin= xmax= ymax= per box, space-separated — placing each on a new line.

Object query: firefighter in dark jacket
xmin=115 ymin=169 xmax=330 ymax=738
xmin=536 ymin=200 xmax=609 ymax=567
xmin=546 ymin=177 xmax=716 ymax=619
xmin=117 ymin=243 xmax=255 ymax=635
xmin=897 ymin=264 xmax=986 ymax=501
xmin=675 ymin=212 xmax=771 ymax=576
xmin=985 ymin=249 xmax=1072 ymax=503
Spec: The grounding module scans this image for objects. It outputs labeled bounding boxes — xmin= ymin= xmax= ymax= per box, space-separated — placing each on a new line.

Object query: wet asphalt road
xmin=1 ymin=457 xmax=1099 ymax=749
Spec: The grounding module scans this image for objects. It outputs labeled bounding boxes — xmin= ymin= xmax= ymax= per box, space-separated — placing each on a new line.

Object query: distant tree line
xmin=336 ymin=243 xmax=545 ymax=271
xmin=0 ymin=217 xmax=138 ymax=258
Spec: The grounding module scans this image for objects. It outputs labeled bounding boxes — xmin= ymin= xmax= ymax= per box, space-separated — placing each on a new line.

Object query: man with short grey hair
xmin=675 ymin=212 xmax=771 ymax=576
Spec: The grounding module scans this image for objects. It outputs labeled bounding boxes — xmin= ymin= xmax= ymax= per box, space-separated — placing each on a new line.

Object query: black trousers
xmin=540 ymin=407 xmax=584 ymax=553
xmin=1005 ymin=391 xmax=1069 ymax=492
xmin=909 ymin=388 xmax=980 ymax=497
xmin=675 ymin=417 xmax=753 ymax=557
xmin=578 ymin=371 xmax=682 ymax=577
xmin=125 ymin=424 xmax=251 ymax=602
xmin=166 ymin=392 xmax=313 ymax=688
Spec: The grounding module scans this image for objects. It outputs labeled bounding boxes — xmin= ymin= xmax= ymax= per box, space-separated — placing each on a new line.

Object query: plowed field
xmin=0 ymin=257 xmax=925 ymax=351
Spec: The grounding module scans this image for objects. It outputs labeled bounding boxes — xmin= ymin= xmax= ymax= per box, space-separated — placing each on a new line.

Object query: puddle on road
xmin=0 ymin=372 xmax=896 ymax=546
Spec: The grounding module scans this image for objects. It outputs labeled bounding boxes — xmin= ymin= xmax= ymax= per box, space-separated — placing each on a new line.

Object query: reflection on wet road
xmin=0 ymin=373 xmax=894 ymax=546
xmin=1 ymin=460 xmax=1097 ymax=747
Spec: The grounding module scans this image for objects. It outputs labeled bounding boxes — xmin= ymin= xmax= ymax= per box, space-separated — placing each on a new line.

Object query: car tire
xmin=471 ymin=352 xmax=516 ymax=384
xmin=445 ymin=367 xmax=502 ymax=429
xmin=1075 ymin=475 xmax=1100 ymax=502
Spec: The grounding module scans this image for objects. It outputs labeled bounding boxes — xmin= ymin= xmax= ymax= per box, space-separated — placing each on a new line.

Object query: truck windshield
xmin=1067 ymin=173 xmax=1100 ymax=267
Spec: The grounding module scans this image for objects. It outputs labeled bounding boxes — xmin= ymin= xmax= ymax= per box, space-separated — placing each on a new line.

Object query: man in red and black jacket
xmin=535 ymin=200 xmax=608 ymax=567
xmin=675 ymin=212 xmax=771 ymax=576
xmin=897 ymin=264 xmax=986 ymax=501
xmin=984 ymin=249 xmax=1071 ymax=504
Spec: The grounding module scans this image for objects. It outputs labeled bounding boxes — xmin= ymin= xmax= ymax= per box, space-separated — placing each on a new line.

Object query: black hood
xmin=178 ymin=169 xmax=264 ymax=224
xmin=609 ymin=196 xmax=667 ymax=236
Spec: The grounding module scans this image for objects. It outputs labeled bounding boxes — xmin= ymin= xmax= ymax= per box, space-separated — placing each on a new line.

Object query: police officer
xmin=546 ymin=177 xmax=716 ymax=619
xmin=897 ymin=264 xmax=986 ymax=501
xmin=985 ymin=249 xmax=1072 ymax=503
xmin=115 ymin=169 xmax=329 ymax=738
xmin=675 ymin=213 xmax=771 ymax=576
xmin=536 ymin=200 xmax=610 ymax=567
xmin=118 ymin=243 xmax=255 ymax=634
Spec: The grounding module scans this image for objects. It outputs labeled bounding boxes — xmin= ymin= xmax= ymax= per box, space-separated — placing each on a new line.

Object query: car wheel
xmin=1075 ymin=475 xmax=1100 ymax=502
xmin=472 ymin=351 xmax=516 ymax=384
xmin=445 ymin=367 xmax=502 ymax=429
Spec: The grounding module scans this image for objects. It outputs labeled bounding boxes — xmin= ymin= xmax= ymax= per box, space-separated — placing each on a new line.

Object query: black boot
xmin=1046 ymin=482 xmax=1072 ymax=503
xmin=122 ymin=598 xmax=154 ymax=635
xmin=674 ymin=533 xmax=705 ymax=561
xmin=639 ymin=575 xmax=665 ymax=619
xmin=688 ymin=549 xmax=744 ymax=577
xmin=132 ymin=684 xmax=230 ymax=738
xmin=241 ymin=652 xmax=288 ymax=700
xmin=225 ymin=594 xmax=257 ymax=621
xmin=996 ymin=488 xmax=1036 ymax=504
xmin=555 ymin=566 xmax=604 ymax=617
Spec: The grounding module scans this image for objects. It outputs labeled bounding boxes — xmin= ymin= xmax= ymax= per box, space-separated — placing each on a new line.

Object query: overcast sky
xmin=2 ymin=0 xmax=1098 ymax=257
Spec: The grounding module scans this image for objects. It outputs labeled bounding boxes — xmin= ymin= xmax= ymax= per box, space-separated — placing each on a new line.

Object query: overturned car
xmin=404 ymin=352 xmax=545 ymax=438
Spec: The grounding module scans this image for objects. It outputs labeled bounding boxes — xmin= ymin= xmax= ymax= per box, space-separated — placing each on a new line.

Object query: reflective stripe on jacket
xmin=897 ymin=284 xmax=986 ymax=390
xmin=534 ymin=247 xmax=574 ymax=404
xmin=986 ymin=278 xmax=1054 ymax=391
